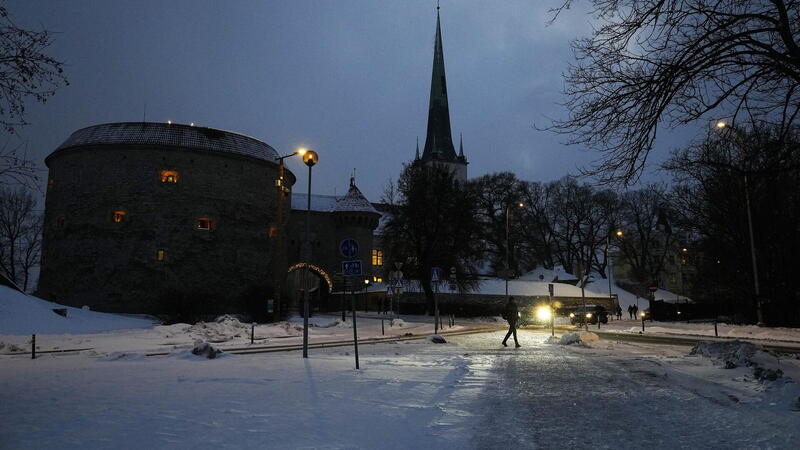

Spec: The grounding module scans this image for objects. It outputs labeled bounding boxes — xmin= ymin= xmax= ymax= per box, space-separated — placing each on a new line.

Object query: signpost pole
xmin=351 ymin=280 xmax=360 ymax=369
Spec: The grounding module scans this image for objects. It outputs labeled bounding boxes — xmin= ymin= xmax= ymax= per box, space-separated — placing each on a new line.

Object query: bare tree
xmin=0 ymin=4 xmax=68 ymax=133
xmin=0 ymin=185 xmax=41 ymax=291
xmin=616 ymin=186 xmax=675 ymax=284
xmin=549 ymin=0 xmax=800 ymax=184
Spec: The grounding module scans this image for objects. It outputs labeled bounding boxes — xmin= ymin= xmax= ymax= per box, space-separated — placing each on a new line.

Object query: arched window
xmin=156 ymin=249 xmax=166 ymax=261
xmin=113 ymin=211 xmax=127 ymax=223
xmin=160 ymin=170 xmax=179 ymax=183
xmin=372 ymin=249 xmax=383 ymax=266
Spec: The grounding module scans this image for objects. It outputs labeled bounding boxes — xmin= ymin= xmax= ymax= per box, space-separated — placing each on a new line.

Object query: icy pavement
xmin=1 ymin=330 xmax=799 ymax=449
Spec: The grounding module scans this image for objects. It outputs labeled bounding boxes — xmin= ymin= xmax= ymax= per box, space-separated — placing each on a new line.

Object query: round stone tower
xmin=38 ymin=122 xmax=295 ymax=314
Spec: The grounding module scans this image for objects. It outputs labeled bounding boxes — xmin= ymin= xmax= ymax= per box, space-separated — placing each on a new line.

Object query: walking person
xmin=502 ymin=297 xmax=521 ymax=348
xmin=632 ymin=304 xmax=639 ymax=319
xmin=616 ymin=305 xmax=622 ymax=320
xmin=627 ymin=304 xmax=633 ymax=319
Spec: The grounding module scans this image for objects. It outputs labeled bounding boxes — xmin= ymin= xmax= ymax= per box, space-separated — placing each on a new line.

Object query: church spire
xmin=458 ymin=133 xmax=464 ymax=158
xmin=415 ymin=136 xmax=420 ymax=160
xmin=421 ymin=5 xmax=457 ymax=162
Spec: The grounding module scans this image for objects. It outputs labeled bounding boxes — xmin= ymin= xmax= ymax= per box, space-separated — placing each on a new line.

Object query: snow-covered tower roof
xmin=333 ymin=177 xmax=380 ymax=214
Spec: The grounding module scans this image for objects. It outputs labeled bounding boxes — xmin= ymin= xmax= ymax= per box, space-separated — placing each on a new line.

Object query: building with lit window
xmin=38 ymin=122 xmax=296 ymax=314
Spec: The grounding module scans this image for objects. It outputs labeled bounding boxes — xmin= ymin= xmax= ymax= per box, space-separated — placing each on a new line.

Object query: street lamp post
xmin=274 ymin=149 xmax=306 ymax=320
xmin=301 ymin=149 xmax=318 ymax=358
xmin=715 ymin=121 xmax=764 ymax=326
xmin=607 ymin=230 xmax=623 ymax=320
xmin=504 ymin=201 xmax=524 ymax=301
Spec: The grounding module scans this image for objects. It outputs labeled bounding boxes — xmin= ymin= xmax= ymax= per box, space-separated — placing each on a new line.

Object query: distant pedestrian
xmin=616 ymin=305 xmax=622 ymax=320
xmin=627 ymin=305 xmax=633 ymax=319
xmin=633 ymin=304 xmax=639 ymax=319
xmin=502 ymin=297 xmax=521 ymax=348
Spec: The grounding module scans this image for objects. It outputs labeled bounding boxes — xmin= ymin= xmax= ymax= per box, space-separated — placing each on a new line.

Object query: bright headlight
xmin=585 ymin=313 xmax=592 ymax=318
xmin=536 ymin=306 xmax=551 ymax=321
xmin=569 ymin=313 xmax=575 ymax=318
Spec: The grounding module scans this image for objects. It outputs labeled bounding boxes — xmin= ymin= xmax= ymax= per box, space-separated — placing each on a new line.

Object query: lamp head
xmin=615 ymin=230 xmax=624 ymax=238
xmin=303 ymin=150 xmax=319 ymax=167
xmin=517 ymin=202 xmax=524 ymax=208
xmin=716 ymin=121 xmax=728 ymax=129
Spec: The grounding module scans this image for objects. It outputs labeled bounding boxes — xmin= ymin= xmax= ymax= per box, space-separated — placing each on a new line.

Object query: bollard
xmin=714 ymin=320 xmax=718 ymax=337
xmin=598 ymin=316 xmax=601 ymax=329
xmin=31 ymin=334 xmax=36 ymax=359
xmin=251 ymin=323 xmax=255 ymax=344
xmin=641 ymin=314 xmax=645 ymax=333
xmin=381 ymin=318 xmax=385 ymax=336
xmin=352 ymin=297 xmax=360 ymax=370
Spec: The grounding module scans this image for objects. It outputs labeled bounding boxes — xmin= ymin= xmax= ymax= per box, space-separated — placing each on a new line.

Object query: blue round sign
xmin=340 ymin=238 xmax=359 ymax=259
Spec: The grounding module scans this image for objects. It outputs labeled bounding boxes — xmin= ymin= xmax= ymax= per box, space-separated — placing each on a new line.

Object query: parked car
xmin=569 ymin=305 xmax=609 ymax=325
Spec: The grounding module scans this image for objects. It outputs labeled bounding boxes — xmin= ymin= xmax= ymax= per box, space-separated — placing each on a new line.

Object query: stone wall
xmin=38 ymin=144 xmax=292 ymax=313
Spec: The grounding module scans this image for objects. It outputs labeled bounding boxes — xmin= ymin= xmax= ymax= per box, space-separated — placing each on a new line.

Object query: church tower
xmin=415 ymin=5 xmax=467 ymax=183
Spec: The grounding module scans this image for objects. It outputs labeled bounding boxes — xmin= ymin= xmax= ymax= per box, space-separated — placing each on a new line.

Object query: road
xmin=459 ymin=331 xmax=800 ymax=449
xmin=2 ymin=329 xmax=799 ymax=449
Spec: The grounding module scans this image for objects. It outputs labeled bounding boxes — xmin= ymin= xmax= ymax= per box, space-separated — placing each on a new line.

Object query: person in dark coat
xmin=502 ymin=297 xmax=521 ymax=348
xmin=627 ymin=304 xmax=633 ymax=319
xmin=616 ymin=305 xmax=622 ymax=320
xmin=632 ymin=304 xmax=639 ymax=319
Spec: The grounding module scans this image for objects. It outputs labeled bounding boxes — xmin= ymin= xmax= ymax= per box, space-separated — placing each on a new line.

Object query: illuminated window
xmin=268 ymin=226 xmax=279 ymax=238
xmin=160 ymin=170 xmax=179 ymax=183
xmin=56 ymin=215 xmax=65 ymax=228
xmin=372 ymin=276 xmax=383 ymax=283
xmin=113 ymin=211 xmax=127 ymax=223
xmin=156 ymin=249 xmax=165 ymax=261
xmin=196 ymin=217 xmax=213 ymax=230
xmin=372 ymin=249 xmax=383 ymax=266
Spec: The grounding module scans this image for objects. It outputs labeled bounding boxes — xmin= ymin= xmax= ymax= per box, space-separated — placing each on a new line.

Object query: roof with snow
xmin=291 ymin=193 xmax=340 ymax=212
xmin=49 ymin=122 xmax=280 ymax=163
xmin=333 ymin=178 xmax=379 ymax=214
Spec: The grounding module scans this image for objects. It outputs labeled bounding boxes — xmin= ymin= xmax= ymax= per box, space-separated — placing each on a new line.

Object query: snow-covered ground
xmin=2 ymin=330 xmax=799 ymax=449
xmin=0 ymin=286 xmax=155 ymax=335
xmin=597 ymin=319 xmax=800 ymax=344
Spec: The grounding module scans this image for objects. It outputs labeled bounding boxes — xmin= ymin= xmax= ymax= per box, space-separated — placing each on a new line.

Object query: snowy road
xmin=2 ymin=330 xmax=799 ymax=449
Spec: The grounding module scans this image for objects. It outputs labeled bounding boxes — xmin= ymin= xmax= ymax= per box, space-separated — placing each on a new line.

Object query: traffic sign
xmin=648 ymin=286 xmax=658 ymax=292
xmin=339 ymin=239 xmax=359 ymax=259
xmin=342 ymin=260 xmax=363 ymax=276
xmin=431 ymin=267 xmax=442 ymax=282
xmin=393 ymin=279 xmax=404 ymax=288
xmin=448 ymin=282 xmax=457 ymax=291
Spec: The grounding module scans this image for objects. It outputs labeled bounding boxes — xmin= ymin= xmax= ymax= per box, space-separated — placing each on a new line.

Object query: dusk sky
xmin=11 ymin=0 xmax=694 ymax=200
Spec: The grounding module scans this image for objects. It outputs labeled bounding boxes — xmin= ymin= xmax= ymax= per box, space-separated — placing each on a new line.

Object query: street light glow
xmin=296 ymin=147 xmax=307 ymax=156
xmin=615 ymin=230 xmax=624 ymax=238
xmin=716 ymin=121 xmax=727 ymax=129
xmin=518 ymin=202 xmax=524 ymax=208
xmin=535 ymin=306 xmax=551 ymax=321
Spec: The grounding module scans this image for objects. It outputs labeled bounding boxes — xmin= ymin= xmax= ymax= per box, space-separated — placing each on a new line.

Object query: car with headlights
xmin=569 ymin=305 xmax=608 ymax=325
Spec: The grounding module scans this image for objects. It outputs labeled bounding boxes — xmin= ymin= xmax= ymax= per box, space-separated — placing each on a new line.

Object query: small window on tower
xmin=372 ymin=249 xmax=383 ymax=266
xmin=156 ymin=249 xmax=166 ymax=261
xmin=268 ymin=226 xmax=279 ymax=238
xmin=196 ymin=217 xmax=213 ymax=230
xmin=160 ymin=170 xmax=179 ymax=183
xmin=113 ymin=211 xmax=127 ymax=223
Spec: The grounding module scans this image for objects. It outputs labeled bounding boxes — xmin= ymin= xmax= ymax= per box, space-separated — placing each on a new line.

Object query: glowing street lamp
xmin=300 ymin=148 xmax=319 ymax=359
xmin=715 ymin=120 xmax=764 ymax=325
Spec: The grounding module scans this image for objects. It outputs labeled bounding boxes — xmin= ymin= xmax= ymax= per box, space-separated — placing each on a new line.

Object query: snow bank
xmin=0 ymin=285 xmax=156 ymax=335
xmin=548 ymin=331 xmax=599 ymax=347
xmin=690 ymin=341 xmax=784 ymax=380
xmin=186 ymin=315 xmax=252 ymax=342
